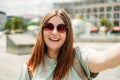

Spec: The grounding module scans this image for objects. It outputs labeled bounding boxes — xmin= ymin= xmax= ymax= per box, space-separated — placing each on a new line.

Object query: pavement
xmin=0 ymin=34 xmax=120 ymax=80
xmin=0 ymin=35 xmax=30 ymax=80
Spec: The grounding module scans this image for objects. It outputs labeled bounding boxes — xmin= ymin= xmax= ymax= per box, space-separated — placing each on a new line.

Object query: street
xmin=0 ymin=35 xmax=120 ymax=80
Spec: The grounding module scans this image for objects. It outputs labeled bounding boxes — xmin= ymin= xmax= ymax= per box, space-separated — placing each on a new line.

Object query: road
xmin=0 ymin=35 xmax=120 ymax=80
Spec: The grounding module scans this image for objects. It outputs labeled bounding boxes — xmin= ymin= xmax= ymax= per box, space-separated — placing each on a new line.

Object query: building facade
xmin=0 ymin=11 xmax=7 ymax=31
xmin=54 ymin=0 xmax=120 ymax=26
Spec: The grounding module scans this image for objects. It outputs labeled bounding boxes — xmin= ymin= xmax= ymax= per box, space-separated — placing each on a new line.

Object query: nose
xmin=52 ymin=27 xmax=58 ymax=34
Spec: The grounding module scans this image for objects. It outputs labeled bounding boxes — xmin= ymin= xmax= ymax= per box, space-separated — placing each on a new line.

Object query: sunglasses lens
xmin=44 ymin=23 xmax=67 ymax=33
xmin=44 ymin=23 xmax=54 ymax=31
xmin=57 ymin=24 xmax=67 ymax=33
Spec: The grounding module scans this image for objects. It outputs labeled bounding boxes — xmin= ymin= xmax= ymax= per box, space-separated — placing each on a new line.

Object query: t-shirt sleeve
xmin=75 ymin=46 xmax=99 ymax=79
xmin=17 ymin=63 xmax=30 ymax=80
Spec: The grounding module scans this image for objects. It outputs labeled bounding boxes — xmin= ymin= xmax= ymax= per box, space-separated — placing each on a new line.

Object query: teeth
xmin=49 ymin=38 xmax=59 ymax=41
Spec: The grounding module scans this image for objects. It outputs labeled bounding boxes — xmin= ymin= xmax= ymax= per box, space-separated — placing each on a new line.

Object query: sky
xmin=0 ymin=0 xmax=80 ymax=16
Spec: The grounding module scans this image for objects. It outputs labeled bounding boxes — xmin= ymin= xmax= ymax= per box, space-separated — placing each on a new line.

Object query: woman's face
xmin=43 ymin=16 xmax=67 ymax=51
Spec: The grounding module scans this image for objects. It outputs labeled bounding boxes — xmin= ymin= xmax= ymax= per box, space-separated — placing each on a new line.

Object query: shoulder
xmin=74 ymin=46 xmax=98 ymax=79
xmin=17 ymin=63 xmax=30 ymax=80
xmin=74 ymin=46 xmax=98 ymax=67
xmin=75 ymin=46 xmax=97 ymax=59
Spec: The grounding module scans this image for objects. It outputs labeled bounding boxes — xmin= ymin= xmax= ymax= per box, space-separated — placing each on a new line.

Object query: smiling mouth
xmin=49 ymin=38 xmax=60 ymax=42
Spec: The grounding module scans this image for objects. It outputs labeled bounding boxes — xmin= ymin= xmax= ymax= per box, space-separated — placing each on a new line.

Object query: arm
xmin=89 ymin=43 xmax=120 ymax=73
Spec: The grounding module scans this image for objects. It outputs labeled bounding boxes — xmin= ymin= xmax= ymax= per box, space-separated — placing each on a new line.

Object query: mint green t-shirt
xmin=18 ymin=47 xmax=98 ymax=80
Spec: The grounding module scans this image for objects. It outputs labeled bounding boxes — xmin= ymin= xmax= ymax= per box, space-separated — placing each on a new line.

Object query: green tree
xmin=100 ymin=17 xmax=112 ymax=32
xmin=105 ymin=20 xmax=112 ymax=27
xmin=11 ymin=17 xmax=20 ymax=30
xmin=100 ymin=17 xmax=107 ymax=26
xmin=4 ymin=21 xmax=11 ymax=30
xmin=10 ymin=17 xmax=27 ymax=30
xmin=4 ymin=21 xmax=12 ymax=34
xmin=4 ymin=16 xmax=28 ymax=34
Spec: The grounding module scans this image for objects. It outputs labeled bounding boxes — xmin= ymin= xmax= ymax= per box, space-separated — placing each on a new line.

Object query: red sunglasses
xmin=43 ymin=23 xmax=68 ymax=33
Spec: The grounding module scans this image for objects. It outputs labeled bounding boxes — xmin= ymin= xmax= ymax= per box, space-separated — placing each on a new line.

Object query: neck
xmin=47 ymin=49 xmax=60 ymax=59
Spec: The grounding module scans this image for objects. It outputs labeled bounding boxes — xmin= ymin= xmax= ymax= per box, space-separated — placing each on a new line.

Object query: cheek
xmin=43 ymin=31 xmax=48 ymax=42
xmin=43 ymin=30 xmax=49 ymax=36
xmin=62 ymin=32 xmax=67 ymax=42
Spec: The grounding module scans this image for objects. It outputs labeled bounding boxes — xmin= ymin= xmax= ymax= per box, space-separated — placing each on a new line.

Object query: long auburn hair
xmin=26 ymin=9 xmax=75 ymax=80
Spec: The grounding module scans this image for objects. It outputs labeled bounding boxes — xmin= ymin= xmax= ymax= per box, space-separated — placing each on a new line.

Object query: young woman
xmin=18 ymin=9 xmax=120 ymax=80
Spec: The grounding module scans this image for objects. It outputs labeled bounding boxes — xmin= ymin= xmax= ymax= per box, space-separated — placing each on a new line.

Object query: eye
xmin=57 ymin=24 xmax=67 ymax=33
xmin=44 ymin=23 xmax=54 ymax=31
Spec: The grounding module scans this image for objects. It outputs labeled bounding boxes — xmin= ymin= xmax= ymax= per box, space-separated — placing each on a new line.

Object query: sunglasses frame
xmin=43 ymin=22 xmax=68 ymax=33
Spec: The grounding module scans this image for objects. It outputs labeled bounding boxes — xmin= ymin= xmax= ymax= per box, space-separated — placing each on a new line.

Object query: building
xmin=0 ymin=11 xmax=7 ymax=31
xmin=53 ymin=0 xmax=120 ymax=26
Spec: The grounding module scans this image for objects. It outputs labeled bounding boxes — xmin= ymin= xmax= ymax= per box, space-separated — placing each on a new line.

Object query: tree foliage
xmin=100 ymin=17 xmax=107 ymax=26
xmin=4 ymin=16 xmax=28 ymax=34
xmin=4 ymin=21 xmax=11 ymax=30
xmin=100 ymin=17 xmax=112 ymax=27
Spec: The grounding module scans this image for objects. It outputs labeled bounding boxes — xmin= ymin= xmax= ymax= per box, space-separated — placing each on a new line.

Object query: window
xmin=114 ymin=6 xmax=120 ymax=11
xmin=100 ymin=7 xmax=104 ymax=12
xmin=100 ymin=0 xmax=105 ymax=3
xmin=107 ymin=0 xmax=113 ymax=3
xmin=86 ymin=1 xmax=91 ymax=5
xmin=93 ymin=0 xmax=98 ymax=4
xmin=114 ymin=0 xmax=120 ymax=2
xmin=87 ymin=8 xmax=91 ymax=13
xmin=107 ymin=6 xmax=112 ymax=12
xmin=114 ymin=13 xmax=119 ymax=18
xmin=93 ymin=8 xmax=97 ymax=12
xmin=100 ymin=14 xmax=104 ymax=18
xmin=114 ymin=21 xmax=119 ymax=26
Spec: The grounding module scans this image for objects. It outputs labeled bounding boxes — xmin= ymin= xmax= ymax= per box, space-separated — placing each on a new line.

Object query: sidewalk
xmin=0 ymin=35 xmax=30 ymax=80
xmin=0 ymin=35 xmax=120 ymax=80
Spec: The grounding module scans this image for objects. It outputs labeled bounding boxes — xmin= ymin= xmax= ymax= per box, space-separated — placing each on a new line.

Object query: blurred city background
xmin=0 ymin=0 xmax=120 ymax=80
